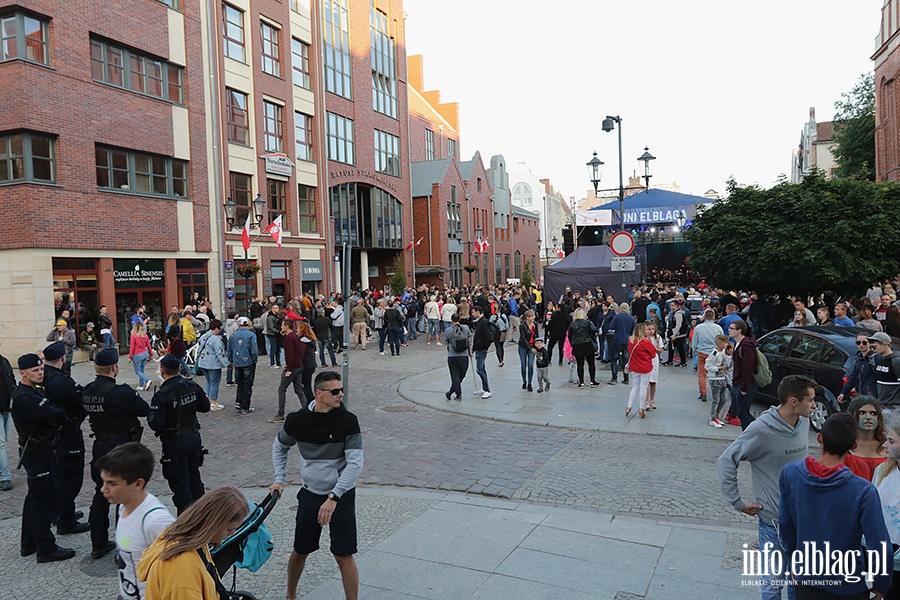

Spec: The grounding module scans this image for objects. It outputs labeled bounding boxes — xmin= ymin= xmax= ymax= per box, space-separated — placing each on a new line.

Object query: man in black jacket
xmin=471 ymin=306 xmax=494 ymax=399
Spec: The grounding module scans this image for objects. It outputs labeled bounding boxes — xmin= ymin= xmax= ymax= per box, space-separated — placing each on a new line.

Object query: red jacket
xmin=733 ymin=336 xmax=759 ymax=392
xmin=627 ymin=338 xmax=656 ymax=374
xmin=283 ymin=332 xmax=305 ymax=370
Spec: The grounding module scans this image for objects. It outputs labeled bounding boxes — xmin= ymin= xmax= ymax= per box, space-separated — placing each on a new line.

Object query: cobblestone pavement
xmin=1 ymin=340 xmax=754 ymax=524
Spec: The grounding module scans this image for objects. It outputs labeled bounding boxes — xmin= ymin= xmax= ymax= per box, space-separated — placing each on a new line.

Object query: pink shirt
xmin=129 ymin=333 xmax=153 ymax=359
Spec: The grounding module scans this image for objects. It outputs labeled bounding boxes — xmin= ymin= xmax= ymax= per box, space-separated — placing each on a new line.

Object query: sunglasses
xmin=317 ymin=387 xmax=344 ymax=396
xmin=856 ymin=341 xmax=869 ymax=345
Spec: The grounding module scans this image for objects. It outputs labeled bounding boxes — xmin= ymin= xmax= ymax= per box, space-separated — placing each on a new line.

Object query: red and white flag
xmin=556 ymin=247 xmax=565 ymax=258
xmin=241 ymin=211 xmax=252 ymax=251
xmin=265 ymin=215 xmax=283 ymax=248
xmin=479 ymin=239 xmax=490 ymax=253
xmin=404 ymin=238 xmax=415 ymax=251
xmin=474 ymin=236 xmax=482 ymax=255
xmin=414 ymin=237 xmax=424 ymax=247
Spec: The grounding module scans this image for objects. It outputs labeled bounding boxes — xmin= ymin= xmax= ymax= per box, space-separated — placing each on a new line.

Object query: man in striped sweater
xmin=270 ymin=370 xmax=363 ymax=600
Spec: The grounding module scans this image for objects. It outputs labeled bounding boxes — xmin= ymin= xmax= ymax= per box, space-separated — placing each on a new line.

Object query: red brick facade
xmin=875 ymin=0 xmax=900 ymax=182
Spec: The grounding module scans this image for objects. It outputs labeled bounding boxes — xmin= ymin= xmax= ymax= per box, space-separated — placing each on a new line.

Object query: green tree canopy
xmin=833 ymin=72 xmax=875 ymax=180
xmin=685 ymin=175 xmax=900 ymax=296
xmin=389 ymin=255 xmax=407 ymax=296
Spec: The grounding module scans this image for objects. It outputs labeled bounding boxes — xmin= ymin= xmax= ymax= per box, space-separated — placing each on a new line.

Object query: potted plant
xmin=463 ymin=265 xmax=477 ymax=274
xmin=236 ymin=261 xmax=261 ymax=278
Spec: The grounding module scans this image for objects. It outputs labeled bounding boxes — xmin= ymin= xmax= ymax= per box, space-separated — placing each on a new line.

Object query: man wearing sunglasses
xmin=270 ymin=370 xmax=363 ymax=600
xmin=837 ymin=333 xmax=877 ymax=404
xmin=869 ymin=332 xmax=900 ymax=406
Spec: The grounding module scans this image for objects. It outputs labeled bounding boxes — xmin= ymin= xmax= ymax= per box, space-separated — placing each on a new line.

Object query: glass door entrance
xmin=116 ymin=289 xmax=165 ymax=352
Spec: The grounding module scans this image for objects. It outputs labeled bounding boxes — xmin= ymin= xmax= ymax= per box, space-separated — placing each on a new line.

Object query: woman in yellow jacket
xmin=138 ymin=486 xmax=248 ymax=599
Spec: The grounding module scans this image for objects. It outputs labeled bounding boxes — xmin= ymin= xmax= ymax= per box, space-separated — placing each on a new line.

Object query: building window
xmin=263 ymin=100 xmax=283 ymax=153
xmin=176 ymin=260 xmax=208 ymax=307
xmin=370 ymin=7 xmax=397 ymax=118
xmin=90 ymin=39 xmax=184 ymax=104
xmin=448 ymin=139 xmax=456 ymax=160
xmin=514 ymin=251 xmax=521 ymax=278
xmin=504 ymin=254 xmax=510 ymax=281
xmin=298 ymin=184 xmax=316 ymax=232
xmin=330 ymin=182 xmax=402 ymax=248
xmin=53 ymin=259 xmax=100 ymax=335
xmin=157 ymin=0 xmax=180 ymax=9
xmin=226 ymin=88 xmax=250 ymax=146
xmin=374 ymin=129 xmax=400 ymax=176
xmin=291 ymin=38 xmax=310 ymax=88
xmin=449 ymin=253 xmax=462 ymax=288
xmin=327 ymin=112 xmax=354 ymax=164
xmin=260 ymin=21 xmax=280 ymax=76
xmin=447 ymin=192 xmax=461 ymax=239
xmin=96 ymin=146 xmax=187 ymax=198
xmin=322 ymin=0 xmax=352 ymax=99
xmin=425 ymin=129 xmax=434 ymax=160
xmin=1 ymin=13 xmax=49 ymax=65
xmin=267 ymin=179 xmax=285 ymax=222
xmin=223 ymin=3 xmax=245 ymax=62
xmin=294 ymin=112 xmax=312 ymax=161
xmin=229 ymin=171 xmax=252 ymax=222
xmin=495 ymin=253 xmax=502 ymax=285
xmin=477 ymin=177 xmax=483 ymax=191
xmin=0 ymin=131 xmax=55 ymax=183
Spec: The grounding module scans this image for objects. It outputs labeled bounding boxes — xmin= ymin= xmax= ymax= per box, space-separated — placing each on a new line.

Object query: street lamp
xmin=637 ymin=146 xmax=656 ymax=191
xmin=551 ymin=235 xmax=558 ymax=259
xmin=601 ymin=116 xmax=624 ymax=232
xmin=586 ymin=152 xmax=604 ymax=195
xmin=223 ymin=193 xmax=267 ymax=315
xmin=535 ymin=237 xmax=542 ymax=283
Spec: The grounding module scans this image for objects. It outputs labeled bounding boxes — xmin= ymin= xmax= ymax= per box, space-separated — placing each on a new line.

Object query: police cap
xmin=96 ymin=348 xmax=120 ymax=366
xmin=43 ymin=341 xmax=66 ymax=361
xmin=160 ymin=354 xmax=181 ymax=370
xmin=18 ymin=353 xmax=42 ymax=370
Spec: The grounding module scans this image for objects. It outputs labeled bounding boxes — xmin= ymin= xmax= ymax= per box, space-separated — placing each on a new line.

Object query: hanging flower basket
xmin=463 ymin=265 xmax=478 ymax=273
xmin=236 ymin=261 xmax=261 ymax=278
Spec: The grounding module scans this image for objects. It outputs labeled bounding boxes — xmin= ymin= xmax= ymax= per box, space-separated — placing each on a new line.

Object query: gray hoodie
xmin=717 ymin=406 xmax=809 ymax=524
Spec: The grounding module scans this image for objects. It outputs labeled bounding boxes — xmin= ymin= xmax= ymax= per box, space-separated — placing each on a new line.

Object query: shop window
xmin=52 ymin=258 xmax=99 ymax=334
xmin=176 ymin=259 xmax=208 ymax=306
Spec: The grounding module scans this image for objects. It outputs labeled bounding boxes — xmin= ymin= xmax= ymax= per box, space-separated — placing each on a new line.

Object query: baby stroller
xmin=209 ymin=489 xmax=280 ymax=600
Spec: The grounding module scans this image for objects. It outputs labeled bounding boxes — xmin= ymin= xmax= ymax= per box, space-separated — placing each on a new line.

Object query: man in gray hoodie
xmin=717 ymin=374 xmax=816 ymax=600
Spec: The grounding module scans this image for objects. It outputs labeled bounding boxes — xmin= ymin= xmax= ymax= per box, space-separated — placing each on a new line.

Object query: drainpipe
xmin=205 ymin=0 xmax=226 ymax=314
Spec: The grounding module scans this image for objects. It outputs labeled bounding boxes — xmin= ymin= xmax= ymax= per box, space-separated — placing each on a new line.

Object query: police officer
xmin=82 ymin=348 xmax=149 ymax=559
xmin=11 ymin=353 xmax=75 ymax=563
xmin=41 ymin=342 xmax=89 ymax=534
xmin=148 ymin=354 xmax=210 ymax=514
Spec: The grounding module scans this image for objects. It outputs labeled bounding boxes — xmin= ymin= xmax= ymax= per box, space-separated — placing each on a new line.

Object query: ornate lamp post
xmin=637 ymin=146 xmax=656 ymax=191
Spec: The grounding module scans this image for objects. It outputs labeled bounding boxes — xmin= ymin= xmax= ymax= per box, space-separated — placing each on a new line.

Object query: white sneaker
xmin=709 ymin=418 xmax=723 ymax=428
xmin=481 ymin=391 xmax=493 ymax=399
xmin=380 ymin=351 xmax=385 ymax=356
xmin=473 ymin=389 xmax=483 ymax=396
xmin=436 ymin=341 xmax=442 ymax=346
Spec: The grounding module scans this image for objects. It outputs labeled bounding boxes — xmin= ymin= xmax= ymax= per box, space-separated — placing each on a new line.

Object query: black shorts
xmin=293 ymin=487 xmax=357 ymax=556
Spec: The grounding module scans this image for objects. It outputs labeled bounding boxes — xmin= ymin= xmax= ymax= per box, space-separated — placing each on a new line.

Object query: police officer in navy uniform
xmin=41 ymin=342 xmax=89 ymax=534
xmin=11 ymin=353 xmax=76 ymax=563
xmin=148 ymin=354 xmax=210 ymax=514
xmin=82 ymin=348 xmax=150 ymax=559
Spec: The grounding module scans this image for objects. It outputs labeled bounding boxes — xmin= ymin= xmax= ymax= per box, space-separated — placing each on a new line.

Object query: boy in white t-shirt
xmin=96 ymin=442 xmax=175 ymax=600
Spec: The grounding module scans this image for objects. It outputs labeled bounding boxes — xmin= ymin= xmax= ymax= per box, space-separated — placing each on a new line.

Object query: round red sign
xmin=609 ymin=231 xmax=635 ymax=257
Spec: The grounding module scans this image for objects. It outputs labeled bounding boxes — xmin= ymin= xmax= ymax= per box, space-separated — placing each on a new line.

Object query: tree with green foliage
xmin=833 ymin=72 xmax=875 ymax=180
xmin=685 ymin=174 xmax=900 ymax=296
xmin=521 ymin=260 xmax=533 ymax=289
xmin=389 ymin=255 xmax=407 ymax=296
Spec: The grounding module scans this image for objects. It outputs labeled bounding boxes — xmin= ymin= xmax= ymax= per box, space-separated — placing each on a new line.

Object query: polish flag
xmin=414 ymin=237 xmax=424 ymax=247
xmin=241 ymin=211 xmax=252 ymax=251
xmin=556 ymin=247 xmax=565 ymax=258
xmin=479 ymin=239 xmax=490 ymax=253
xmin=404 ymin=238 xmax=415 ymax=251
xmin=474 ymin=236 xmax=482 ymax=255
xmin=265 ymin=215 xmax=283 ymax=248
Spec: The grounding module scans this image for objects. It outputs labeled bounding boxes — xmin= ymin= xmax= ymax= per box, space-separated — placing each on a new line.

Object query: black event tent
xmin=543 ymin=245 xmax=641 ymax=304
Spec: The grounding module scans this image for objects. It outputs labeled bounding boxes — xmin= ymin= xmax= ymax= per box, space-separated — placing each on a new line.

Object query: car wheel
xmin=809 ymin=394 xmax=832 ymax=432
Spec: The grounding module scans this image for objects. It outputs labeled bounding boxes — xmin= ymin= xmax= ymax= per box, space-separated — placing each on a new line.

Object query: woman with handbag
xmin=128 ymin=322 xmax=153 ymax=391
xmin=625 ymin=322 xmax=657 ymax=419
xmin=197 ymin=319 xmax=229 ymax=411
xmin=137 ymin=485 xmax=249 ymax=599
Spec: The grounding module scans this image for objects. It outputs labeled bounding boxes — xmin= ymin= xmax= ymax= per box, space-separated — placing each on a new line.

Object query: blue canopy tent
xmin=588 ymin=189 xmax=713 ymax=227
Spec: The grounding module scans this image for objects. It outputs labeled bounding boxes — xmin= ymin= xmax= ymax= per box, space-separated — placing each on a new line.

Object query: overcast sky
xmin=403 ymin=0 xmax=881 ymax=201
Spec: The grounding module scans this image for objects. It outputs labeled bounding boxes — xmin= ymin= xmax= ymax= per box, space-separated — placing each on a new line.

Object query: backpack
xmin=484 ymin=320 xmax=500 ymax=344
xmin=490 ymin=313 xmax=509 ymax=332
xmin=452 ymin=325 xmax=469 ymax=352
xmin=500 ymin=299 xmax=511 ymax=317
xmin=753 ymin=347 xmax=772 ymax=388
xmin=678 ymin=309 xmax=690 ymax=336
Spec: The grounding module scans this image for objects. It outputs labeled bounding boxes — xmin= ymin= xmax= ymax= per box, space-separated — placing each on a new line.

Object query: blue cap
xmin=95 ymin=348 xmax=119 ymax=367
xmin=18 ymin=354 xmax=42 ymax=370
xmin=43 ymin=342 xmax=66 ymax=362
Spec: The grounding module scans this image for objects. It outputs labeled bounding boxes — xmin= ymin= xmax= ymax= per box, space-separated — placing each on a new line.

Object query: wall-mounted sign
xmin=301 ymin=260 xmax=323 ymax=282
xmin=329 ymin=168 xmax=398 ymax=192
xmin=113 ymin=259 xmax=165 ymax=289
xmin=261 ymin=153 xmax=294 ymax=177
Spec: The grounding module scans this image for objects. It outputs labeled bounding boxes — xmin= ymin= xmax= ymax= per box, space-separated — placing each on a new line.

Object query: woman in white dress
xmin=645 ymin=321 xmax=664 ymax=410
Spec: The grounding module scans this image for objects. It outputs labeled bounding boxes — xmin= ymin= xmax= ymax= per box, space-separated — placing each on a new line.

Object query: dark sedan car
xmin=755 ymin=326 xmax=893 ymax=431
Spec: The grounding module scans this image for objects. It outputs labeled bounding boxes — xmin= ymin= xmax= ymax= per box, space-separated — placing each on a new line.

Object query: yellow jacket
xmin=137 ymin=538 xmax=218 ymax=600
xmin=180 ymin=317 xmax=197 ymax=343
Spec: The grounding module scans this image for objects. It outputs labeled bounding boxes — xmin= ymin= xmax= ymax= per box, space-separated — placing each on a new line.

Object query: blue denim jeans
xmin=132 ymin=351 xmax=150 ymax=387
xmin=103 ymin=332 xmax=115 ymax=350
xmin=265 ymin=335 xmax=280 ymax=366
xmin=377 ymin=328 xmax=387 ymax=353
xmin=406 ymin=317 xmax=418 ymax=339
xmin=518 ymin=345 xmax=534 ymax=385
xmin=731 ymin=383 xmax=758 ymax=430
xmin=758 ymin=518 xmax=797 ymax=600
xmin=474 ymin=350 xmax=490 ymax=392
xmin=610 ymin=343 xmax=629 ymax=381
xmin=318 ymin=339 xmax=337 ymax=366
xmin=388 ymin=326 xmax=403 ymax=355
xmin=428 ymin=318 xmax=441 ymax=338
xmin=202 ymin=367 xmax=222 ymax=401
xmin=0 ymin=410 xmax=11 ymax=482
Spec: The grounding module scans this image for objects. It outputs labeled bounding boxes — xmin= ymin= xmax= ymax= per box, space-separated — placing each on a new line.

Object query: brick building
xmin=874 ymin=0 xmax=900 ymax=182
xmin=408 ymin=57 xmax=540 ymax=288
xmin=0 ymin=0 xmax=214 ymax=356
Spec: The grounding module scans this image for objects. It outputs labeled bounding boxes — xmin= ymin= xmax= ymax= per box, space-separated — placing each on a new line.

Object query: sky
xmin=403 ymin=0 xmax=881 ymax=202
